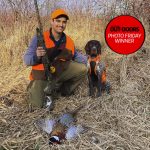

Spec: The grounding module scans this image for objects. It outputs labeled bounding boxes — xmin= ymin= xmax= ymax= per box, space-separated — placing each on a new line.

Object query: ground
xmin=0 ymin=48 xmax=150 ymax=150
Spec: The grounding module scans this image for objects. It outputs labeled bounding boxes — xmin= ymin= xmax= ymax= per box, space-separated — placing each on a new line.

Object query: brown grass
xmin=0 ymin=10 xmax=150 ymax=150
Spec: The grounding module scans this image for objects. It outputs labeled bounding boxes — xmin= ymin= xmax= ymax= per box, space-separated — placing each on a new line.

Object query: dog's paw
xmin=89 ymin=89 xmax=94 ymax=97
xmin=105 ymin=82 xmax=111 ymax=94
xmin=96 ymin=92 xmax=101 ymax=97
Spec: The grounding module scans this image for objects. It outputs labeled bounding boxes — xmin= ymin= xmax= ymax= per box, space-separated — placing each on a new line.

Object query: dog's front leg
xmin=105 ymin=82 xmax=111 ymax=94
xmin=96 ymin=71 xmax=102 ymax=97
xmin=88 ymin=75 xmax=94 ymax=96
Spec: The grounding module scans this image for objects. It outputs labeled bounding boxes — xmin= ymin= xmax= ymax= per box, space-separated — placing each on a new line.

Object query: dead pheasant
xmin=35 ymin=105 xmax=87 ymax=145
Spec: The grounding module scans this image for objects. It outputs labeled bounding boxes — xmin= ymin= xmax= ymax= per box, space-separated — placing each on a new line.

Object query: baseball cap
xmin=51 ymin=9 xmax=69 ymax=20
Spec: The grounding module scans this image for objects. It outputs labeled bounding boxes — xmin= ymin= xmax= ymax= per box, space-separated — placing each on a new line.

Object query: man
xmin=24 ymin=9 xmax=87 ymax=109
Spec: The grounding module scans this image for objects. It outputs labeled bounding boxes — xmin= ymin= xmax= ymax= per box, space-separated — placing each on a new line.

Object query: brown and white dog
xmin=85 ymin=40 xmax=110 ymax=97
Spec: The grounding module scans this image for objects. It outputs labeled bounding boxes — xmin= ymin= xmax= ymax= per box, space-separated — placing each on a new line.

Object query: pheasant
xmin=35 ymin=105 xmax=87 ymax=145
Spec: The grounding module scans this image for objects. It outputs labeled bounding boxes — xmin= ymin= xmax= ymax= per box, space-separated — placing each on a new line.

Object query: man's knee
xmin=79 ymin=64 xmax=88 ymax=76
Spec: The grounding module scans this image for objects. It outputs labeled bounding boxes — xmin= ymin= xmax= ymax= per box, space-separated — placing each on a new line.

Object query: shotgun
xmin=34 ymin=0 xmax=51 ymax=81
xmin=33 ymin=0 xmax=58 ymax=110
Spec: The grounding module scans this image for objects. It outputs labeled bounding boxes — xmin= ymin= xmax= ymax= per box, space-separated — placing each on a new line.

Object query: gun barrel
xmin=34 ymin=0 xmax=43 ymax=33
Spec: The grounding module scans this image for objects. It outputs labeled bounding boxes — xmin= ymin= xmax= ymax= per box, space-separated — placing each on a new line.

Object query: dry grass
xmin=0 ymin=13 xmax=150 ymax=150
xmin=65 ymin=14 xmax=106 ymax=50
xmin=0 ymin=49 xmax=150 ymax=150
xmin=0 ymin=20 xmax=36 ymax=67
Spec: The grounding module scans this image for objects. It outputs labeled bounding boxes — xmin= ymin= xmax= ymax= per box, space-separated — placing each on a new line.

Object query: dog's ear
xmin=94 ymin=40 xmax=101 ymax=55
xmin=85 ymin=41 xmax=91 ymax=55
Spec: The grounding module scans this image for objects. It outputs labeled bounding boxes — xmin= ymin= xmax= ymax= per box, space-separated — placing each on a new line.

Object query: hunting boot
xmin=44 ymin=95 xmax=55 ymax=111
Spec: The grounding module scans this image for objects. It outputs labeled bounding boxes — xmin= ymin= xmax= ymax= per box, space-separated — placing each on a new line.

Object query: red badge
xmin=105 ymin=15 xmax=145 ymax=55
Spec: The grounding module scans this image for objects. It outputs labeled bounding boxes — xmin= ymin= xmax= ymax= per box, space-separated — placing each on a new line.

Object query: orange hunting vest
xmin=29 ymin=31 xmax=75 ymax=80
xmin=88 ymin=55 xmax=106 ymax=83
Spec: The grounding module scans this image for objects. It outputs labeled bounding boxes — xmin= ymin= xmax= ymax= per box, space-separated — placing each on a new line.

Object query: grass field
xmin=0 ymin=7 xmax=150 ymax=150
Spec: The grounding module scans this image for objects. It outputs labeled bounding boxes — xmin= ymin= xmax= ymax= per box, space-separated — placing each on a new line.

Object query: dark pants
xmin=27 ymin=61 xmax=87 ymax=108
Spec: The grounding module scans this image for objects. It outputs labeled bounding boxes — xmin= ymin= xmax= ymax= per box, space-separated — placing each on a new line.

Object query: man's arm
xmin=23 ymin=36 xmax=42 ymax=66
xmin=73 ymin=49 xmax=87 ymax=64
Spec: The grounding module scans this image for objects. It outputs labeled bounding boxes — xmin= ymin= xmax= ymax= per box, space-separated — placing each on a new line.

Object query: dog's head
xmin=85 ymin=40 xmax=101 ymax=57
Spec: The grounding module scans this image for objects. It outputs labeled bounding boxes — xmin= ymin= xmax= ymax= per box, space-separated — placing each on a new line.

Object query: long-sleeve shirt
xmin=23 ymin=34 xmax=87 ymax=66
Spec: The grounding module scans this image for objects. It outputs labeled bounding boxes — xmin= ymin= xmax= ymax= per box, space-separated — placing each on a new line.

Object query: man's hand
xmin=36 ymin=47 xmax=46 ymax=59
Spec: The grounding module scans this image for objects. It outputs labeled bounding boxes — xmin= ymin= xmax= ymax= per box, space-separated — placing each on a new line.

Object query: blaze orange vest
xmin=29 ymin=31 xmax=75 ymax=80
xmin=88 ymin=55 xmax=106 ymax=83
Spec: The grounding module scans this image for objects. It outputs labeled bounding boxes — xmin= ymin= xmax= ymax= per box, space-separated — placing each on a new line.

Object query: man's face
xmin=51 ymin=17 xmax=67 ymax=34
